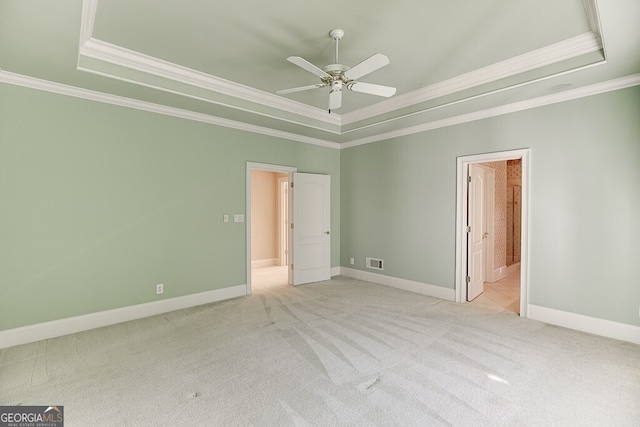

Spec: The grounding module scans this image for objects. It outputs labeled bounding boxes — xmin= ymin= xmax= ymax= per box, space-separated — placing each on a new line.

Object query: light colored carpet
xmin=1 ymin=276 xmax=639 ymax=426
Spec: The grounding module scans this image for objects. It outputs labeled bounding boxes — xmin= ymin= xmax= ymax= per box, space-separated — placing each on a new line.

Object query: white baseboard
xmin=331 ymin=266 xmax=341 ymax=277
xmin=507 ymin=262 xmax=520 ymax=274
xmin=251 ymin=258 xmax=278 ymax=268
xmin=0 ymin=284 xmax=247 ymax=350
xmin=528 ymin=304 xmax=640 ymax=345
xmin=489 ymin=265 xmax=508 ymax=282
xmin=338 ymin=267 xmax=455 ymax=301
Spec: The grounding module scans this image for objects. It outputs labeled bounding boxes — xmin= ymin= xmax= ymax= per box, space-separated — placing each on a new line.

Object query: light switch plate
xmin=223 ymin=214 xmax=229 ymax=223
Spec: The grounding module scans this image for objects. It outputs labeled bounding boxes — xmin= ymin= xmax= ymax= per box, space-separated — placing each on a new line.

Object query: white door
xmin=278 ymin=177 xmax=289 ymax=266
xmin=291 ymin=172 xmax=331 ymax=285
xmin=468 ymin=164 xmax=487 ymax=300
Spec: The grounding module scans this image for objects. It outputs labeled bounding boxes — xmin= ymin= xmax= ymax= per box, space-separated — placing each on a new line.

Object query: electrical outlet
xmin=350 ymin=257 xmax=355 ymax=265
xmin=156 ymin=284 xmax=164 ymax=295
xmin=234 ymin=214 xmax=245 ymax=223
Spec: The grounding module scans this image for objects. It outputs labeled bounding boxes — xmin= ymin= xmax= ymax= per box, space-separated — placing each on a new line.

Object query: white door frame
xmin=277 ymin=176 xmax=289 ymax=266
xmin=455 ymin=149 xmax=531 ymax=316
xmin=246 ymin=162 xmax=297 ymax=295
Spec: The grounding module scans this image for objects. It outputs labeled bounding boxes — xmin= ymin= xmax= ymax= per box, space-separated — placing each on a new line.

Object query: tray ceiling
xmin=1 ymin=0 xmax=639 ymax=146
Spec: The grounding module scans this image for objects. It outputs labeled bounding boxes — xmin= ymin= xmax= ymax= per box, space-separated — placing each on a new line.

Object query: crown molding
xmin=340 ymin=56 xmax=607 ymax=137
xmin=340 ymin=73 xmax=640 ymax=148
xmin=78 ymin=0 xmax=341 ymax=129
xmin=79 ymin=38 xmax=341 ymax=129
xmin=0 ymin=70 xmax=340 ymax=149
xmin=341 ymin=31 xmax=603 ymax=126
xmin=2 ymin=70 xmax=638 ymax=150
xmin=583 ymin=0 xmax=602 ymax=36
xmin=78 ymin=32 xmax=603 ymax=133
xmin=78 ymin=0 xmax=605 ymax=134
xmin=76 ymin=61 xmax=342 ymax=137
xmin=78 ymin=0 xmax=98 ymax=47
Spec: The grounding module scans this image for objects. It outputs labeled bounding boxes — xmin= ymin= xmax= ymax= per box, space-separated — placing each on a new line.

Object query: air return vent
xmin=366 ymin=257 xmax=383 ymax=270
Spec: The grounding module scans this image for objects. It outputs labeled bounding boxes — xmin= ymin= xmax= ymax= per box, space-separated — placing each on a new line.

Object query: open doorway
xmin=455 ymin=149 xmax=530 ymax=317
xmin=468 ymin=160 xmax=522 ymax=313
xmin=250 ymin=170 xmax=289 ymax=292
xmin=246 ymin=162 xmax=296 ymax=294
xmin=246 ymin=163 xmax=332 ymax=294
xmin=484 ymin=159 xmax=523 ymax=312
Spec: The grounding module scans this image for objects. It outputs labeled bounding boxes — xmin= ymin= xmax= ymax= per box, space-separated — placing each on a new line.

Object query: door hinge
xmin=467 ymin=226 xmax=471 ymax=233
xmin=290 ymin=223 xmax=294 ymax=229
xmin=468 ymin=175 xmax=471 ymax=183
xmin=290 ymin=182 xmax=294 ymax=188
xmin=466 ymin=276 xmax=471 ymax=283
xmin=291 ymin=263 xmax=294 ymax=270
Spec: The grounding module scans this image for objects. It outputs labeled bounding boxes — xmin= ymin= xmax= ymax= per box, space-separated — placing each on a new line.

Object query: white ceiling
xmin=1 ymin=0 xmax=639 ymax=146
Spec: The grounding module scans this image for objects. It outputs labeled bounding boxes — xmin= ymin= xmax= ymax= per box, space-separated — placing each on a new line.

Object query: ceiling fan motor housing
xmin=323 ymin=64 xmax=352 ymax=87
xmin=323 ymin=64 xmax=351 ymax=75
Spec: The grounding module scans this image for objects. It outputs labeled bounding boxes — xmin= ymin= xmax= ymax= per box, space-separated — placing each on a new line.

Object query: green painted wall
xmin=0 ymin=83 xmax=340 ymax=331
xmin=341 ymin=86 xmax=640 ymax=326
xmin=2 ymin=82 xmax=639 ymax=332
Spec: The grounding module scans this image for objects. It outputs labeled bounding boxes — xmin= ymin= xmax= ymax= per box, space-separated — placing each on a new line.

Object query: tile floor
xmin=470 ymin=263 xmax=521 ymax=314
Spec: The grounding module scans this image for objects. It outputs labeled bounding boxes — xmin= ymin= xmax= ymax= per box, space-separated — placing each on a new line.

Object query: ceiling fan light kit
xmin=277 ymin=29 xmax=396 ymax=112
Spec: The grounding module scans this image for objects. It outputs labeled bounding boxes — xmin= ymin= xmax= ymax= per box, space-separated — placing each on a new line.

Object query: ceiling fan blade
xmin=348 ymin=81 xmax=396 ymax=97
xmin=276 ymin=83 xmax=326 ymax=95
xmin=343 ymin=53 xmax=390 ymax=81
xmin=329 ymin=88 xmax=342 ymax=110
xmin=287 ymin=56 xmax=331 ymax=79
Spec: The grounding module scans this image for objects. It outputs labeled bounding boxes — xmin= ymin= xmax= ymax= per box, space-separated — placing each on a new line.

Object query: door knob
xmin=325 ymin=231 xmax=330 ymax=235
xmin=482 ymin=232 xmax=489 ymax=239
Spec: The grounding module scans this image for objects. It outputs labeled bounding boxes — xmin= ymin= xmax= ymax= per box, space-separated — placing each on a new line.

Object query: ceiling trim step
xmin=341 ymin=31 xmax=603 ymax=126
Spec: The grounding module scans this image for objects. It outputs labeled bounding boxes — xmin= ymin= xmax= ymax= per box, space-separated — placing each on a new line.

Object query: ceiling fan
xmin=277 ymin=29 xmax=396 ymax=112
